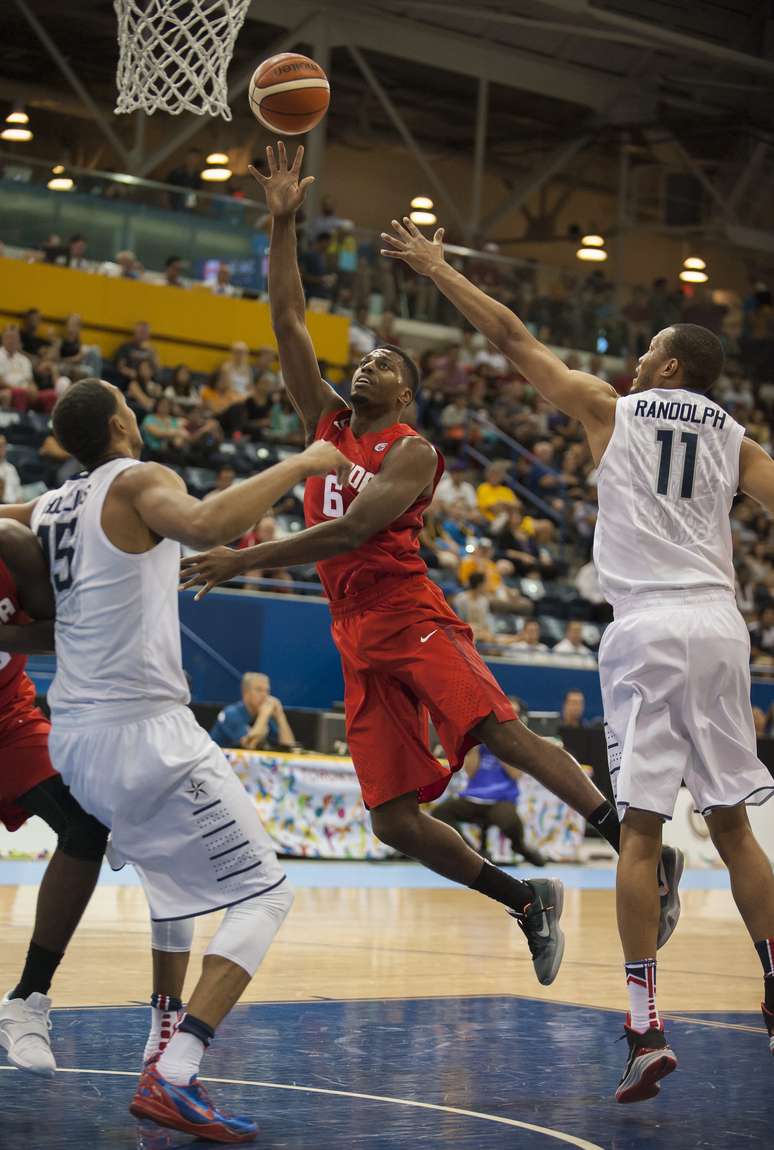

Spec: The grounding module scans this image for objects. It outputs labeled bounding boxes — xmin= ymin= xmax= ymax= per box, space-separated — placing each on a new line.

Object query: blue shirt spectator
xmin=210 ymin=672 xmax=296 ymax=750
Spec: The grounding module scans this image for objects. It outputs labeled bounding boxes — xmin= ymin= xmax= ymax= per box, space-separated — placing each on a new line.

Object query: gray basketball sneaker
xmin=509 ymin=877 xmax=565 ymax=986
xmin=657 ymin=846 xmax=685 ymax=949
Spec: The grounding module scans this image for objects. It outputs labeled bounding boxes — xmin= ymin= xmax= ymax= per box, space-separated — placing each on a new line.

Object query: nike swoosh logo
xmin=420 ymin=630 xmax=438 ymax=643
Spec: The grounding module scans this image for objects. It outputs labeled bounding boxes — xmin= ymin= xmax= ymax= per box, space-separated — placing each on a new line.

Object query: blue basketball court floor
xmin=0 ymin=996 xmax=770 ymax=1149
xmin=1 ymin=861 xmax=771 ymax=1148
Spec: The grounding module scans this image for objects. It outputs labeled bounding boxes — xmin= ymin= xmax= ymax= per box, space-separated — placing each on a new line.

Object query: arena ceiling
xmin=1 ymin=0 xmax=773 ymax=246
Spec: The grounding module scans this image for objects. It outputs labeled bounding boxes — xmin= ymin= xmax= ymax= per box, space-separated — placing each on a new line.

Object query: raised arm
xmin=381 ymin=219 xmax=618 ymax=459
xmin=123 ymin=440 xmax=350 ymax=551
xmin=180 ymin=437 xmax=438 ymax=597
xmin=0 ymin=519 xmax=55 ymax=653
xmin=740 ymin=438 xmax=774 ymax=515
xmin=250 ymin=142 xmax=345 ymax=437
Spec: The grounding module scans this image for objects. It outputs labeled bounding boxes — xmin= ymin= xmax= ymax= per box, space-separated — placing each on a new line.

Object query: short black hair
xmin=468 ymin=570 xmax=486 ymax=590
xmin=378 ymin=344 xmax=421 ymax=397
xmin=662 ymin=324 xmax=724 ymax=394
xmin=52 ymin=379 xmax=118 ymax=470
xmin=165 ymin=255 xmax=183 ymax=267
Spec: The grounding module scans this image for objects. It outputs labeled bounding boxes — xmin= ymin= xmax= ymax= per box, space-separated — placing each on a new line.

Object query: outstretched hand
xmin=180 ymin=546 xmax=245 ymax=601
xmin=248 ymin=140 xmax=314 ymax=219
xmin=380 ymin=217 xmax=446 ymax=277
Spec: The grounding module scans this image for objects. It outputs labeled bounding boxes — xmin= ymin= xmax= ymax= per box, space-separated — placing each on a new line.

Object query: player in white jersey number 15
xmin=0 ymin=379 xmax=349 ymax=1143
xmin=382 ymin=216 xmax=774 ymax=1102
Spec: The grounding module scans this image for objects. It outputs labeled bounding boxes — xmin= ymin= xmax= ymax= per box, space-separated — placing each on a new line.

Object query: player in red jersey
xmin=181 ymin=143 xmax=681 ymax=983
xmin=0 ymin=519 xmax=108 ymax=1075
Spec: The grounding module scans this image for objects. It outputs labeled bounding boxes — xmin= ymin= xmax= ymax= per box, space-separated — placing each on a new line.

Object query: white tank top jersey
xmin=593 ymin=388 xmax=746 ymax=606
xmin=30 ymin=458 xmax=190 ymax=727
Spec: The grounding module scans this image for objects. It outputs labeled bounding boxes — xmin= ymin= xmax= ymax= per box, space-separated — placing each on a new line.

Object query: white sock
xmin=156 ymin=1029 xmax=206 ymax=1086
xmin=625 ymin=958 xmax=659 ymax=1034
xmin=143 ymin=1005 xmax=183 ymax=1064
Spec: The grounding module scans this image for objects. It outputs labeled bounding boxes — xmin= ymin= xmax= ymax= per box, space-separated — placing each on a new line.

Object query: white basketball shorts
xmin=598 ymin=588 xmax=774 ymax=821
xmin=48 ymin=704 xmax=286 ymax=920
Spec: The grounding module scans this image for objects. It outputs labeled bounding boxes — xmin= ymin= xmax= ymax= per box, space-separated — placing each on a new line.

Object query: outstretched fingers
xmin=247 ymin=163 xmax=268 ymax=186
xmin=290 ymin=143 xmax=305 ymax=173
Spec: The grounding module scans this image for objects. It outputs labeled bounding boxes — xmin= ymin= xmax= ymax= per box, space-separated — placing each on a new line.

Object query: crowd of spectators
xmin=2 ymin=222 xmax=773 ymax=703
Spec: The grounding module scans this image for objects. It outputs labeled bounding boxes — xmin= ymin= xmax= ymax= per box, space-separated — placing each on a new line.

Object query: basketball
xmin=248 ymin=52 xmax=330 ymax=136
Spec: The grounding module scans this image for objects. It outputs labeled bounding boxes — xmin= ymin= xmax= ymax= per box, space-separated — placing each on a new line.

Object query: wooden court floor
xmin=0 ymin=884 xmax=763 ymax=1014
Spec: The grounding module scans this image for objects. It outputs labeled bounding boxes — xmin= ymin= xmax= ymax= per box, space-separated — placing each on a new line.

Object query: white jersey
xmin=31 ymin=458 xmax=189 ymax=727
xmin=593 ymin=388 xmax=745 ymax=605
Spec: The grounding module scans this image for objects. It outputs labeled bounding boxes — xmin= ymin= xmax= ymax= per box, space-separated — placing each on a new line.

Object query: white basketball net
xmin=113 ymin=0 xmax=252 ymax=119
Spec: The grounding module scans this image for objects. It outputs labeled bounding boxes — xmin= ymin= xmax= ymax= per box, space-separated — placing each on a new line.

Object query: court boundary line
xmin=38 ymin=995 xmax=767 ymax=1024
xmin=0 ymin=1065 xmax=605 ymax=1149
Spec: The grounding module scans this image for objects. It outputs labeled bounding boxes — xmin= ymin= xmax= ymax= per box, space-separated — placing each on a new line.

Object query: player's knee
xmin=151 ymin=916 xmax=195 ymax=953
xmin=370 ymin=808 xmax=414 ymax=851
xmin=206 ymin=882 xmax=295 ymax=978
xmin=58 ymin=809 xmax=109 ymax=863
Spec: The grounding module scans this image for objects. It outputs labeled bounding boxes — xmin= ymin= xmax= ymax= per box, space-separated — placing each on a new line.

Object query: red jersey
xmin=0 ymin=557 xmax=30 ymax=713
xmin=304 ymin=407 xmax=444 ymax=601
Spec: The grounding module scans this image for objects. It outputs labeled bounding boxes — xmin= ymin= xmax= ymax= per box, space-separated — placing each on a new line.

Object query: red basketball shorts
xmin=0 ymin=676 xmax=55 ymax=831
xmin=330 ymin=574 xmax=517 ymax=809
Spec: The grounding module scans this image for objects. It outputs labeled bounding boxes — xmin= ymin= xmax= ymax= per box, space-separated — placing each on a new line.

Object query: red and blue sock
xmin=754 ymin=938 xmax=774 ymax=1011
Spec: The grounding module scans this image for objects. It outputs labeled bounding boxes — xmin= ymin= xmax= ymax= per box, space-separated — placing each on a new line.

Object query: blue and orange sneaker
xmin=129 ymin=1059 xmax=257 ymax=1144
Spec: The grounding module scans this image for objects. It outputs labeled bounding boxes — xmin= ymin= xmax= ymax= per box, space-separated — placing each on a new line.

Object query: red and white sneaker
xmin=615 ymin=1020 xmax=677 ymax=1104
xmin=763 ymin=1003 xmax=774 ymax=1056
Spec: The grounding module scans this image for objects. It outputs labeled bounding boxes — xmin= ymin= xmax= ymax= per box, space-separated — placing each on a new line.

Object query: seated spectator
xmin=525 ymin=441 xmax=565 ymax=496
xmin=477 ymin=460 xmax=518 ymax=522
xmin=19 ymin=308 xmax=52 ymax=358
xmin=39 ymin=432 xmax=79 ymax=485
xmin=434 ymin=461 xmax=480 ymax=519
xmin=301 ymin=233 xmax=336 ymax=301
xmin=201 ymin=367 xmax=246 ymax=436
xmin=57 ymin=313 xmax=102 ymax=380
xmin=210 ymin=262 xmax=239 ymax=297
xmin=220 ymin=341 xmax=254 ymax=395
xmin=308 ymin=193 xmax=347 ymax=242
xmin=205 ymin=464 xmax=237 ymax=500
xmin=458 ymin=537 xmax=505 ymax=594
xmin=99 ymin=249 xmax=140 ymax=279
xmin=184 ymin=403 xmax=223 ymax=459
xmin=553 ymin=620 xmax=595 ymax=660
xmin=560 ymin=689 xmax=588 ymax=728
xmin=210 ymin=672 xmax=297 ymax=751
xmin=126 ymin=358 xmax=163 ymax=415
xmin=453 ymin=571 xmax=497 ymax=642
xmin=265 ymin=389 xmax=304 ymax=445
xmin=490 ymin=502 xmax=538 ymax=574
xmin=0 ymin=326 xmax=33 ymax=397
xmin=164 ymin=363 xmax=200 ymax=409
xmin=0 ymin=435 xmax=22 ymax=503
xmin=512 ymin=619 xmax=548 ymax=652
xmin=236 ymin=515 xmax=294 ymax=591
xmin=0 ymin=326 xmax=54 ymax=414
xmin=65 ymin=234 xmax=89 ymax=270
xmin=244 ymin=375 xmax=273 ymax=439
xmin=349 ymin=307 xmax=378 ymax=356
xmin=116 ymin=321 xmax=160 ymax=386
xmin=32 ymin=344 xmax=67 ymax=399
xmin=432 ymin=697 xmax=545 ymax=865
xmin=164 ymin=256 xmax=185 ymax=288
xmin=142 ymin=396 xmax=190 ymax=457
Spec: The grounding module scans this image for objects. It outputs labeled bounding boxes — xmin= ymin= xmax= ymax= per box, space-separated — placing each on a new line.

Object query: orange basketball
xmin=248 ymin=52 xmax=330 ymax=136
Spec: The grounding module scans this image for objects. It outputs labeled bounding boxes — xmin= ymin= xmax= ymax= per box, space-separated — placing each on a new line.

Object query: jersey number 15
xmin=37 ymin=519 xmax=77 ymax=592
xmin=654 ymin=429 xmax=698 ymax=499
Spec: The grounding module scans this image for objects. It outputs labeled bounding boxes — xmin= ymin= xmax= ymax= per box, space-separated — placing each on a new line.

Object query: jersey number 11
xmin=655 ymin=429 xmax=698 ymax=499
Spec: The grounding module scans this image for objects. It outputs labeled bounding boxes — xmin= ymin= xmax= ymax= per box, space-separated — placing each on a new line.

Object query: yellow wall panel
xmin=0 ymin=259 xmax=349 ymax=372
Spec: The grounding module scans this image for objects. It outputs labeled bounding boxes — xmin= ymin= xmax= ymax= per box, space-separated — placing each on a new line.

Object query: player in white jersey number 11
xmin=381 ymin=214 xmax=774 ymax=1102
